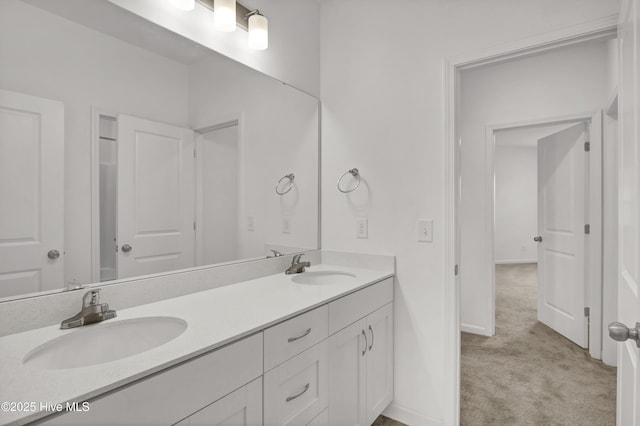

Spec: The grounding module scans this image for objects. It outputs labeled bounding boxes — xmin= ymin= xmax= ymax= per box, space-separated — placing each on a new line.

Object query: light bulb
xmin=248 ymin=13 xmax=268 ymax=50
xmin=169 ymin=0 xmax=195 ymax=11
xmin=214 ymin=0 xmax=236 ymax=32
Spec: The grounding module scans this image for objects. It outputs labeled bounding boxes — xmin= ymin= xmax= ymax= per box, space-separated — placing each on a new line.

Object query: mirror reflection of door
xmin=0 ymin=89 xmax=64 ymax=298
xmin=114 ymin=114 xmax=196 ymax=280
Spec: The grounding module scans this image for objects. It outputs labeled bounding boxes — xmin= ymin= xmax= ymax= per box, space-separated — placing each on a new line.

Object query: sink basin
xmin=23 ymin=317 xmax=187 ymax=370
xmin=291 ymin=271 xmax=356 ymax=285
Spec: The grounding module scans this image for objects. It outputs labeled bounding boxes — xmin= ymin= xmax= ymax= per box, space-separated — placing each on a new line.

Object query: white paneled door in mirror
xmin=536 ymin=122 xmax=587 ymax=348
xmin=0 ymin=89 xmax=64 ymax=299
xmin=616 ymin=0 xmax=640 ymax=423
xmin=117 ymin=115 xmax=195 ymax=279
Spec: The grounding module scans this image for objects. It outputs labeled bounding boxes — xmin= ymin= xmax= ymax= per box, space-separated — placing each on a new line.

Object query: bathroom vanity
xmin=0 ymin=257 xmax=394 ymax=426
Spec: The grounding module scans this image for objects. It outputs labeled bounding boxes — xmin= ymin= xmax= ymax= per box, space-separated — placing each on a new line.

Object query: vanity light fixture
xmin=247 ymin=10 xmax=268 ymax=50
xmin=170 ymin=0 xmax=269 ymax=50
xmin=213 ymin=0 xmax=237 ymax=32
xmin=169 ymin=0 xmax=195 ymax=11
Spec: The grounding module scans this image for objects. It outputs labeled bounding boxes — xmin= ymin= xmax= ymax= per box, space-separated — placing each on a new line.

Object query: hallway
xmin=460 ymin=263 xmax=616 ymax=425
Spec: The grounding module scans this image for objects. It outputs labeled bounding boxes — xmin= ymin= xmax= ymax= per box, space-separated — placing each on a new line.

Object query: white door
xmin=536 ymin=122 xmax=588 ymax=348
xmin=328 ymin=319 xmax=367 ymax=426
xmin=117 ymin=114 xmax=195 ymax=279
xmin=0 ymin=89 xmax=64 ymax=298
xmin=366 ymin=303 xmax=393 ymax=425
xmin=613 ymin=0 xmax=640 ymax=423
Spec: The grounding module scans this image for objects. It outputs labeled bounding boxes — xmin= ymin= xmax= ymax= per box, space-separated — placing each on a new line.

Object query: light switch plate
xmin=356 ymin=218 xmax=368 ymax=239
xmin=247 ymin=216 xmax=255 ymax=232
xmin=282 ymin=217 xmax=291 ymax=234
xmin=418 ymin=219 xmax=433 ymax=242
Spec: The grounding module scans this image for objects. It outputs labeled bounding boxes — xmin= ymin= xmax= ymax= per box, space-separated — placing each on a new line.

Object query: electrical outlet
xmin=356 ymin=218 xmax=368 ymax=239
xmin=418 ymin=219 xmax=433 ymax=242
xmin=247 ymin=216 xmax=255 ymax=232
xmin=282 ymin=217 xmax=292 ymax=234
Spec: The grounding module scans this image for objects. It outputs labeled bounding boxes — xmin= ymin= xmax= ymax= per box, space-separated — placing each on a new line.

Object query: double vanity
xmin=0 ymin=251 xmax=395 ymax=426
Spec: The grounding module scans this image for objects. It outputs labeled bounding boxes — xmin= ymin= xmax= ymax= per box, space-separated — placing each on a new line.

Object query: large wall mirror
xmin=0 ymin=0 xmax=319 ymax=301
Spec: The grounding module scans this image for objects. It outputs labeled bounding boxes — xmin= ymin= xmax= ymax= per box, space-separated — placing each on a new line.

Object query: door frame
xmin=193 ymin=114 xmax=245 ymax=265
xmin=484 ymin=112 xmax=602 ymax=358
xmin=443 ymin=15 xmax=618 ymax=424
xmin=90 ymin=106 xmax=118 ymax=284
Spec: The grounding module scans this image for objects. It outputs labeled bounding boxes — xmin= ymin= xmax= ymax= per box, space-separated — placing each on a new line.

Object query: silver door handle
xmin=609 ymin=322 xmax=640 ymax=347
xmin=368 ymin=325 xmax=374 ymax=351
xmin=121 ymin=244 xmax=132 ymax=253
xmin=47 ymin=250 xmax=60 ymax=260
xmin=533 ymin=236 xmax=542 ymax=242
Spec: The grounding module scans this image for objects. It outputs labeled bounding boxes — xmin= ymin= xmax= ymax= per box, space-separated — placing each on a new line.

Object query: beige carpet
xmin=461 ymin=263 xmax=616 ymax=425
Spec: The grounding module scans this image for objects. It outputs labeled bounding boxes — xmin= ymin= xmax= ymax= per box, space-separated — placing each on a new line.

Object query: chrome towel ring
xmin=337 ymin=168 xmax=361 ymax=193
xmin=276 ymin=173 xmax=295 ymax=195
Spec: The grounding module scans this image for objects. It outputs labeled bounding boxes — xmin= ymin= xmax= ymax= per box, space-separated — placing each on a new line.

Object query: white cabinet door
xmin=366 ymin=303 xmax=393 ymax=425
xmin=328 ymin=319 xmax=367 ymax=426
xmin=186 ymin=377 xmax=262 ymax=426
xmin=0 ymin=89 xmax=64 ymax=298
xmin=117 ymin=114 xmax=195 ymax=279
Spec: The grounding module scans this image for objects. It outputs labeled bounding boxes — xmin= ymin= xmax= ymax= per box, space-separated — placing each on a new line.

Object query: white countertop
xmin=0 ymin=264 xmax=393 ymax=425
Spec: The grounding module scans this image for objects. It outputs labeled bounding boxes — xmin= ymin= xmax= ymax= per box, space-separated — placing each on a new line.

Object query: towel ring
xmin=337 ymin=168 xmax=361 ymax=193
xmin=276 ymin=173 xmax=295 ymax=195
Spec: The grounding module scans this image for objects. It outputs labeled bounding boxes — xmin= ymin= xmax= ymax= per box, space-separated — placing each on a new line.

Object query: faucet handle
xmin=292 ymin=253 xmax=304 ymax=264
xmin=82 ymin=289 xmax=100 ymax=307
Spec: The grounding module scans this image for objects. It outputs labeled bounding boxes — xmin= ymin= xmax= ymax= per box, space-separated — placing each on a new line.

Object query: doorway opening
xmin=443 ymin=16 xmax=620 ymax=425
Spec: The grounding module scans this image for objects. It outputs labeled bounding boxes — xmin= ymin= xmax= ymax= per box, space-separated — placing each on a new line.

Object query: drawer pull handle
xmin=362 ymin=329 xmax=367 ymax=356
xmin=368 ymin=325 xmax=374 ymax=351
xmin=288 ymin=328 xmax=312 ymax=343
xmin=286 ymin=383 xmax=310 ymax=402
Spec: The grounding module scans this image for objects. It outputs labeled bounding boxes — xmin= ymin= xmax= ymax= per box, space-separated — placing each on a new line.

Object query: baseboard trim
xmin=460 ymin=323 xmax=491 ymax=336
xmin=495 ymin=259 xmax=538 ymax=264
xmin=383 ymin=403 xmax=442 ymax=426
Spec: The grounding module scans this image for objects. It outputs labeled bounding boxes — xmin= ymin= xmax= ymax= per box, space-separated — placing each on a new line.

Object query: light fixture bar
xmin=195 ymin=0 xmax=251 ymax=31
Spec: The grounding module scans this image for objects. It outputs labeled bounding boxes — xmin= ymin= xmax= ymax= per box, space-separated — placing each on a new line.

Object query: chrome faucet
xmin=268 ymin=249 xmax=284 ymax=258
xmin=285 ymin=254 xmax=311 ymax=274
xmin=60 ymin=289 xmax=117 ymax=329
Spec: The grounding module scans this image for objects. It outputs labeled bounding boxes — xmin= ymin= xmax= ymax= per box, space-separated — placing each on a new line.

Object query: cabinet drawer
xmin=39 ymin=333 xmax=263 ymax=426
xmin=306 ymin=408 xmax=328 ymax=425
xmin=329 ymin=278 xmax=393 ymax=334
xmin=264 ymin=305 xmax=328 ymax=371
xmin=182 ymin=377 xmax=262 ymax=426
xmin=264 ymin=340 xmax=328 ymax=426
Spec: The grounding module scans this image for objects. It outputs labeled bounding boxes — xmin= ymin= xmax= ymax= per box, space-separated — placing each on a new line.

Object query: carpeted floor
xmin=461 ymin=263 xmax=617 ymax=425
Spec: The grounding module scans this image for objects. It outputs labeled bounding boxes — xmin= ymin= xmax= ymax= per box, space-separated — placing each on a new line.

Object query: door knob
xmin=121 ymin=244 xmax=132 ymax=253
xmin=533 ymin=236 xmax=542 ymax=242
xmin=47 ymin=250 xmax=60 ymax=260
xmin=608 ymin=322 xmax=640 ymax=347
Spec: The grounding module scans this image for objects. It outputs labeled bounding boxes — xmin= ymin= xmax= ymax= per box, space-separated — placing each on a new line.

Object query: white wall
xmin=319 ymin=1 xmax=619 ymax=423
xmin=0 ymin=0 xmax=190 ymax=288
xmin=494 ymin=144 xmax=538 ymax=264
xmin=602 ymin=38 xmax=619 ymax=367
xmin=460 ymin=41 xmax=610 ymax=338
xmin=189 ymin=54 xmax=319 ymax=258
xmin=108 ymin=0 xmax=321 ymax=97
